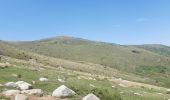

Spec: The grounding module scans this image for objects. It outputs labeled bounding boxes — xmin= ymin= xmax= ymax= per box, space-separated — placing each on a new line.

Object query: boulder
xmin=39 ymin=77 xmax=49 ymax=82
xmin=3 ymin=90 xmax=20 ymax=97
xmin=5 ymin=82 xmax=17 ymax=88
xmin=83 ymin=93 xmax=100 ymax=100
xmin=0 ymin=62 xmax=11 ymax=68
xmin=16 ymin=81 xmax=32 ymax=90
xmin=52 ymin=85 xmax=76 ymax=98
xmin=15 ymin=94 xmax=28 ymax=100
xmin=0 ymin=63 xmax=6 ymax=68
xmin=21 ymin=89 xmax=43 ymax=97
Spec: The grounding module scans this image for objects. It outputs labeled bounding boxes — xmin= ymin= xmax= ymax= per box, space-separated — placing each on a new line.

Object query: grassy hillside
xmin=0 ymin=41 xmax=33 ymax=60
xmin=14 ymin=36 xmax=170 ymax=73
xmin=1 ymin=37 xmax=170 ymax=99
xmin=135 ymin=44 xmax=170 ymax=57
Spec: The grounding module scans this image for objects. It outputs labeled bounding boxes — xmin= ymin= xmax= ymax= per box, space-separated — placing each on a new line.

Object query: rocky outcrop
xmin=16 ymin=81 xmax=33 ymax=90
xmin=52 ymin=85 xmax=76 ymax=98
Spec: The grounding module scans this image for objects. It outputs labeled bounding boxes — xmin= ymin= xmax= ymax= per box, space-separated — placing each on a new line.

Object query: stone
xmin=83 ymin=93 xmax=100 ymax=100
xmin=52 ymin=85 xmax=76 ymax=98
xmin=15 ymin=94 xmax=28 ymax=100
xmin=134 ymin=92 xmax=142 ymax=96
xmin=39 ymin=77 xmax=49 ymax=82
xmin=3 ymin=90 xmax=20 ymax=97
xmin=16 ymin=81 xmax=32 ymax=90
xmin=58 ymin=79 xmax=65 ymax=83
xmin=5 ymin=82 xmax=17 ymax=88
xmin=119 ymin=83 xmax=127 ymax=87
xmin=21 ymin=89 xmax=43 ymax=97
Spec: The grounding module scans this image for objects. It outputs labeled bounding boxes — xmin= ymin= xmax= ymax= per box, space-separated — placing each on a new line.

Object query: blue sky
xmin=0 ymin=0 xmax=170 ymax=45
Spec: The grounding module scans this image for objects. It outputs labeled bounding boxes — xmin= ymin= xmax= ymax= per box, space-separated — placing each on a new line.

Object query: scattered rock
xmin=120 ymin=92 xmax=124 ymax=94
xmin=134 ymin=93 xmax=142 ymax=96
xmin=77 ymin=76 xmax=81 ymax=80
xmin=3 ymin=90 xmax=20 ymax=97
xmin=32 ymin=81 xmax=36 ymax=85
xmin=119 ymin=83 xmax=127 ymax=87
xmin=112 ymin=86 xmax=115 ymax=88
xmin=21 ymin=89 xmax=43 ymax=97
xmin=0 ymin=62 xmax=11 ymax=68
xmin=89 ymin=84 xmax=96 ymax=88
xmin=16 ymin=81 xmax=33 ymax=90
xmin=39 ymin=77 xmax=49 ymax=82
xmin=15 ymin=94 xmax=28 ymax=100
xmin=52 ymin=85 xmax=76 ymax=98
xmin=166 ymin=89 xmax=170 ymax=94
xmin=58 ymin=79 xmax=65 ymax=83
xmin=5 ymin=82 xmax=17 ymax=88
xmin=157 ymin=93 xmax=162 ymax=95
xmin=83 ymin=93 xmax=100 ymax=100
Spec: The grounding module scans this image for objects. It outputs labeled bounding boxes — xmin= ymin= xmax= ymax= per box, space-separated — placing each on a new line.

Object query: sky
xmin=0 ymin=0 xmax=170 ymax=45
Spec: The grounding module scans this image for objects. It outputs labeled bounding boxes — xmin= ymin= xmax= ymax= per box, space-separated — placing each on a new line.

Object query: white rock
xmin=32 ymin=81 xmax=36 ymax=85
xmin=89 ymin=84 xmax=96 ymax=88
xmin=0 ymin=63 xmax=6 ymax=68
xmin=5 ymin=82 xmax=17 ymax=88
xmin=134 ymin=93 xmax=142 ymax=96
xmin=77 ymin=76 xmax=81 ymax=80
xmin=39 ymin=77 xmax=49 ymax=82
xmin=157 ymin=93 xmax=162 ymax=95
xmin=16 ymin=81 xmax=32 ymax=90
xmin=120 ymin=92 xmax=124 ymax=94
xmin=167 ymin=89 xmax=170 ymax=92
xmin=119 ymin=83 xmax=127 ymax=87
xmin=52 ymin=85 xmax=76 ymax=97
xmin=21 ymin=89 xmax=43 ymax=96
xmin=112 ymin=86 xmax=115 ymax=88
xmin=3 ymin=90 xmax=20 ymax=96
xmin=15 ymin=94 xmax=28 ymax=100
xmin=58 ymin=79 xmax=65 ymax=83
xmin=83 ymin=93 xmax=100 ymax=100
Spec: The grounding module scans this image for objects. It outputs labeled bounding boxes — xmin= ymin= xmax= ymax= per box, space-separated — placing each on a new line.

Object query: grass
xmin=136 ymin=65 xmax=170 ymax=87
xmin=14 ymin=36 xmax=170 ymax=73
xmin=0 ymin=66 xmax=170 ymax=100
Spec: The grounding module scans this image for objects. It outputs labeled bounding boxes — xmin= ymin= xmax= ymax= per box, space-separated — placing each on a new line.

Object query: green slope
xmin=14 ymin=36 xmax=170 ymax=73
xmin=135 ymin=44 xmax=170 ymax=57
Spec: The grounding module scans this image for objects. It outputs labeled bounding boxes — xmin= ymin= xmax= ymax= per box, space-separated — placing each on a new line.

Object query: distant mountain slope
xmin=14 ymin=36 xmax=170 ymax=73
xmin=135 ymin=44 xmax=170 ymax=57
xmin=0 ymin=41 xmax=32 ymax=60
